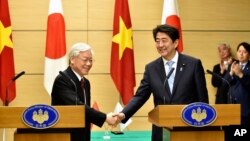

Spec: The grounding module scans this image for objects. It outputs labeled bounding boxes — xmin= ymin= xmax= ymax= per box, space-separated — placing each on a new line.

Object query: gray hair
xmin=68 ymin=42 xmax=94 ymax=58
xmin=218 ymin=43 xmax=230 ymax=49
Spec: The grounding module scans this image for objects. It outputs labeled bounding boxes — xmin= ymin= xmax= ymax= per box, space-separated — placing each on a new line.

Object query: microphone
xmin=206 ymin=70 xmax=223 ymax=80
xmin=206 ymin=69 xmax=233 ymax=104
xmin=59 ymin=71 xmax=78 ymax=105
xmin=12 ymin=71 xmax=25 ymax=81
xmin=5 ymin=71 xmax=25 ymax=106
xmin=163 ymin=68 xmax=175 ymax=90
xmin=166 ymin=68 xmax=175 ymax=79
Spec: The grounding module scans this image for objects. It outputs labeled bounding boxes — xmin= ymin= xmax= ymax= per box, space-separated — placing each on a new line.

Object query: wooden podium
xmin=148 ymin=104 xmax=240 ymax=141
xmin=0 ymin=105 xmax=85 ymax=141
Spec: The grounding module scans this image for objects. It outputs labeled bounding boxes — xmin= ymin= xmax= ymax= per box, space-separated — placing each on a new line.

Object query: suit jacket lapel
xmin=156 ymin=58 xmax=167 ymax=84
xmin=171 ymin=54 xmax=185 ymax=95
xmin=243 ymin=61 xmax=250 ymax=72
xmin=65 ymin=67 xmax=85 ymax=102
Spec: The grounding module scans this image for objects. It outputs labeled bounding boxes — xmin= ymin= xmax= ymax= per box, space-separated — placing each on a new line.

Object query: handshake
xmin=105 ymin=112 xmax=125 ymax=127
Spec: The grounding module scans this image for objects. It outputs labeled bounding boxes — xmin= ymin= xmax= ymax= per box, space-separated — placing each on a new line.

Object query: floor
xmin=91 ymin=131 xmax=151 ymax=141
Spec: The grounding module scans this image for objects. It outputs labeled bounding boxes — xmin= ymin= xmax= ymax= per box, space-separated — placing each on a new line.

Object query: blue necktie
xmin=240 ymin=64 xmax=245 ymax=70
xmin=166 ymin=61 xmax=175 ymax=93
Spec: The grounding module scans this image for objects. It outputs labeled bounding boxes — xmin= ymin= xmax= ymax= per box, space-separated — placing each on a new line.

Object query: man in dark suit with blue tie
xmin=114 ymin=24 xmax=209 ymax=141
xmin=224 ymin=42 xmax=250 ymax=126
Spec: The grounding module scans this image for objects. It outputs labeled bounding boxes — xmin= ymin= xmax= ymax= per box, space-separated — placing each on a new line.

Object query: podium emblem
xmin=181 ymin=102 xmax=217 ymax=127
xmin=22 ymin=104 xmax=59 ymax=129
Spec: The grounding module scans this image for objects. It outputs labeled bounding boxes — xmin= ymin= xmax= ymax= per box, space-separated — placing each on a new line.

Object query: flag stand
xmin=111 ymin=99 xmax=125 ymax=135
xmin=111 ymin=131 xmax=124 ymax=135
xmin=2 ymin=128 xmax=6 ymax=141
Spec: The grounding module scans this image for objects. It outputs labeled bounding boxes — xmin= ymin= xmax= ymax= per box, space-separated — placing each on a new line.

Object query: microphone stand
xmin=227 ymin=85 xmax=233 ymax=104
xmin=222 ymin=77 xmax=233 ymax=104
xmin=163 ymin=67 xmax=175 ymax=93
xmin=3 ymin=71 xmax=25 ymax=141
xmin=3 ymin=82 xmax=11 ymax=141
xmin=4 ymin=80 xmax=13 ymax=106
xmin=4 ymin=71 xmax=25 ymax=106
xmin=59 ymin=71 xmax=78 ymax=105
xmin=206 ymin=70 xmax=233 ymax=104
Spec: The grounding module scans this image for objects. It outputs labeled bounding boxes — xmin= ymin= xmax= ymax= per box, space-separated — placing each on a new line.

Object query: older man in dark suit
xmin=114 ymin=24 xmax=209 ymax=141
xmin=51 ymin=43 xmax=116 ymax=141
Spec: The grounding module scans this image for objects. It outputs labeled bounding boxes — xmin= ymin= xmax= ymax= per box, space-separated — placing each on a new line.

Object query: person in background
xmin=51 ymin=42 xmax=117 ymax=141
xmin=223 ymin=42 xmax=250 ymax=126
xmin=113 ymin=24 xmax=209 ymax=141
xmin=211 ymin=43 xmax=235 ymax=104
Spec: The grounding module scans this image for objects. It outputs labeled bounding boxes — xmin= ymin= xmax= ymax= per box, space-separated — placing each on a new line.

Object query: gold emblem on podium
xmin=191 ymin=107 xmax=207 ymax=122
xmin=32 ymin=109 xmax=49 ymax=124
xmin=182 ymin=102 xmax=217 ymax=127
xmin=22 ymin=104 xmax=59 ymax=129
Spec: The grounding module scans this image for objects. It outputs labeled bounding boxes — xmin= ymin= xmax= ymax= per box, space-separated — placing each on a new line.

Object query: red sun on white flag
xmin=44 ymin=0 xmax=67 ymax=95
xmin=161 ymin=0 xmax=183 ymax=53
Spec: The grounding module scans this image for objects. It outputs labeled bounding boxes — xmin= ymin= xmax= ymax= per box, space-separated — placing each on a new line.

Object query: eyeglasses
xmin=77 ymin=57 xmax=94 ymax=64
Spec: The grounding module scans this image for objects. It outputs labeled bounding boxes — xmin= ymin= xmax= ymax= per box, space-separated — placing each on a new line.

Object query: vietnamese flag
xmin=44 ymin=0 xmax=67 ymax=95
xmin=110 ymin=0 xmax=135 ymax=105
xmin=0 ymin=0 xmax=16 ymax=105
xmin=161 ymin=0 xmax=183 ymax=52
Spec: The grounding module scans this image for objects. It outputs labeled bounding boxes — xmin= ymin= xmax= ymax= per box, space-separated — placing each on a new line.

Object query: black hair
xmin=237 ymin=42 xmax=250 ymax=53
xmin=152 ymin=24 xmax=179 ymax=42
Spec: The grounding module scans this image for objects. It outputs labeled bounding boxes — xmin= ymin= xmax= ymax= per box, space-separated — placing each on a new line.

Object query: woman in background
xmin=211 ymin=43 xmax=235 ymax=104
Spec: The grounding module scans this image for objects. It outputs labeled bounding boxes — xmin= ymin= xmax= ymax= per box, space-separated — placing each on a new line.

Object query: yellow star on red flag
xmin=110 ymin=0 xmax=135 ymax=105
xmin=112 ymin=17 xmax=133 ymax=60
xmin=0 ymin=21 xmax=13 ymax=53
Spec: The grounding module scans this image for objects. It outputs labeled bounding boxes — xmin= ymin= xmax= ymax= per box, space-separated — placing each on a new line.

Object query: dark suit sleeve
xmin=121 ymin=64 xmax=152 ymax=122
xmin=51 ymin=75 xmax=84 ymax=105
xmin=85 ymin=105 xmax=106 ymax=127
xmin=51 ymin=75 xmax=106 ymax=127
xmin=211 ymin=64 xmax=224 ymax=87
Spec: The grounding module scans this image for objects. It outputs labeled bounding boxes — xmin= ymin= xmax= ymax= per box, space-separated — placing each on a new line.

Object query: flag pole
xmin=118 ymin=96 xmax=123 ymax=133
xmin=2 ymin=128 xmax=6 ymax=141
xmin=112 ymin=100 xmax=124 ymax=135
xmin=0 ymin=0 xmax=15 ymax=139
